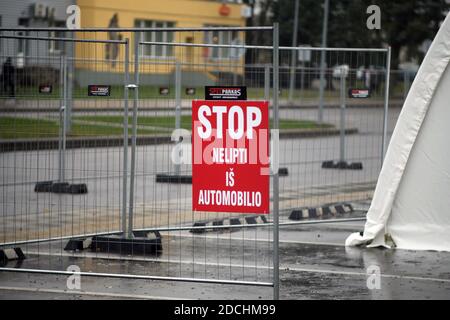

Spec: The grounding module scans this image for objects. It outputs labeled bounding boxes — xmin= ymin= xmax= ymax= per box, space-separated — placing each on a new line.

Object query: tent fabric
xmin=345 ymin=13 xmax=450 ymax=251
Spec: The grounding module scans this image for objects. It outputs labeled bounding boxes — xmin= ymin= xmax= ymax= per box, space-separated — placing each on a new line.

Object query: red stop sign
xmin=192 ymin=100 xmax=270 ymax=214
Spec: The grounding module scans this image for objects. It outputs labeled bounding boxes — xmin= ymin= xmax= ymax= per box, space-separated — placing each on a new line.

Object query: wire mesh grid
xmin=0 ymin=27 xmax=400 ymax=299
xmin=275 ymin=47 xmax=391 ymax=220
xmin=131 ymin=29 xmax=276 ymax=286
xmin=0 ymin=27 xmax=278 ymax=292
xmin=0 ymin=30 xmax=129 ymax=268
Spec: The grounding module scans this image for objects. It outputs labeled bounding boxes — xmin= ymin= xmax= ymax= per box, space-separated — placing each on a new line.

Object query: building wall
xmin=0 ymin=0 xmax=74 ymax=69
xmin=0 ymin=0 xmax=248 ymax=87
xmin=74 ymin=0 xmax=247 ymax=86
xmin=0 ymin=0 xmax=72 ymax=29
xmin=77 ymin=0 xmax=245 ymax=28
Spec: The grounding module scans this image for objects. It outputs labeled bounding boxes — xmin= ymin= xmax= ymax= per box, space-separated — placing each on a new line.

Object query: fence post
xmin=122 ymin=38 xmax=130 ymax=238
xmin=272 ymin=22 xmax=280 ymax=301
xmin=174 ymin=60 xmax=182 ymax=176
xmin=58 ymin=55 xmax=63 ymax=182
xmin=381 ymin=47 xmax=391 ymax=167
xmin=65 ymin=35 xmax=74 ymax=134
xmin=264 ymin=64 xmax=270 ymax=102
xmin=58 ymin=55 xmax=67 ymax=183
xmin=58 ymin=106 xmax=66 ymax=183
xmin=128 ymin=33 xmax=140 ymax=238
xmin=318 ymin=0 xmax=330 ymax=124
xmin=288 ymin=1 xmax=300 ymax=105
xmin=339 ymin=71 xmax=346 ymax=163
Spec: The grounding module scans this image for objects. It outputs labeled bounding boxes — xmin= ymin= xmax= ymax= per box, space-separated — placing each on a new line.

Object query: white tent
xmin=346 ymin=13 xmax=450 ymax=251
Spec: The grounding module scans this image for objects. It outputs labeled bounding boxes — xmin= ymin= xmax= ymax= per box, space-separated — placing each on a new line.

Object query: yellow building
xmin=74 ymin=0 xmax=248 ymax=86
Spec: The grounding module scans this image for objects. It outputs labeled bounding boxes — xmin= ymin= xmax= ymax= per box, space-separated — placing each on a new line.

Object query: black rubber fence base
xmin=90 ymin=232 xmax=162 ymax=255
xmin=34 ymin=181 xmax=88 ymax=194
xmin=321 ymin=160 xmax=363 ymax=170
xmin=0 ymin=248 xmax=26 ymax=266
xmin=156 ymin=173 xmax=192 ymax=184
xmin=64 ymin=238 xmax=92 ymax=251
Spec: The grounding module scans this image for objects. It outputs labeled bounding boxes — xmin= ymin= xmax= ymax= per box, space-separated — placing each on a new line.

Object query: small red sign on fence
xmin=192 ymin=100 xmax=270 ymax=214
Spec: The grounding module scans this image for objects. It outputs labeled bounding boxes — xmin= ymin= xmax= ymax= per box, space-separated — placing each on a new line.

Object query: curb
xmin=0 ymin=135 xmax=172 ymax=153
xmin=280 ymin=102 xmax=403 ymax=110
xmin=279 ymin=128 xmax=358 ymax=139
xmin=190 ymin=215 xmax=268 ymax=234
xmin=0 ymin=102 xmax=404 ymax=114
xmin=0 ymin=128 xmax=358 ymax=153
xmin=289 ymin=203 xmax=354 ymax=220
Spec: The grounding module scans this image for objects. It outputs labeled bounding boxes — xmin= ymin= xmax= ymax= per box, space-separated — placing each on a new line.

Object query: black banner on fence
xmin=205 ymin=86 xmax=247 ymax=100
xmin=88 ymin=85 xmax=111 ymax=97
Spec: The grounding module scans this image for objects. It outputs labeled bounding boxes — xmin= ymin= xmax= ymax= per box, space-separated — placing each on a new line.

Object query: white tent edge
xmin=345 ymin=12 xmax=450 ymax=250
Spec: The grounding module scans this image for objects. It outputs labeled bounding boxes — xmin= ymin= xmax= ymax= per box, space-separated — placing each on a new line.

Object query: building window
xmin=134 ymin=20 xmax=174 ymax=58
xmin=49 ymin=21 xmax=66 ymax=53
xmin=203 ymin=27 xmax=239 ymax=60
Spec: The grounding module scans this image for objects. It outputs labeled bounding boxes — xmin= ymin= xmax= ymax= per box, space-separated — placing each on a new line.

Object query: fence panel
xmin=0 ymin=27 xmax=279 ymax=299
xmin=0 ymin=31 xmax=132 ymax=248
xmin=0 ymin=27 xmax=394 ymax=300
xmin=275 ymin=47 xmax=390 ymax=224
xmin=129 ymin=27 xmax=278 ymax=289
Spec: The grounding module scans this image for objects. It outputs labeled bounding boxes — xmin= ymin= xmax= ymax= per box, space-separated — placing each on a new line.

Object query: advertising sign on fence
xmin=88 ymin=85 xmax=111 ymax=96
xmin=205 ymin=86 xmax=247 ymax=100
xmin=192 ymin=100 xmax=269 ymax=214
xmin=348 ymin=88 xmax=371 ymax=98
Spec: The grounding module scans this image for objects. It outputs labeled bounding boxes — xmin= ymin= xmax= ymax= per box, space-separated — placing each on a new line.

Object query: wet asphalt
xmin=1 ymin=218 xmax=450 ymax=300
xmin=2 ymin=105 xmax=449 ymax=300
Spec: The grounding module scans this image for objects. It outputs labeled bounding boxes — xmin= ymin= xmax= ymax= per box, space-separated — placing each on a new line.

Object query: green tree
xmin=369 ymin=0 xmax=448 ymax=68
xmin=271 ymin=0 xmax=449 ymax=68
xmin=243 ymin=0 xmax=276 ymax=64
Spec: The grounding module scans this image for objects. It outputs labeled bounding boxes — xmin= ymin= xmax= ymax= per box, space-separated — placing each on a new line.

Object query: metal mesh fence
xmin=0 ymin=27 xmax=279 ymax=296
xmin=127 ymin=29 xmax=277 ymax=287
xmin=275 ymin=47 xmax=391 ymax=220
xmin=0 ymin=26 xmax=395 ymax=299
